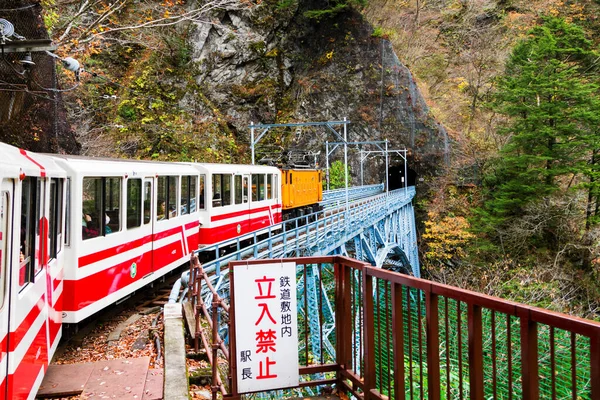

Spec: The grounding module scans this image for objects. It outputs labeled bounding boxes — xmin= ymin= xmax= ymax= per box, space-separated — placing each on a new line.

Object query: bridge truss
xmin=187 ymin=185 xmax=419 ymax=391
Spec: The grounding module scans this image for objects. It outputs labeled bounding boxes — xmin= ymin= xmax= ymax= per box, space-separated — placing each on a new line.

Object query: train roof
xmin=0 ymin=141 xmax=281 ymax=180
xmin=182 ymin=162 xmax=280 ymax=174
xmin=47 ymin=153 xmax=199 ymax=177
xmin=0 ymin=142 xmax=66 ymax=179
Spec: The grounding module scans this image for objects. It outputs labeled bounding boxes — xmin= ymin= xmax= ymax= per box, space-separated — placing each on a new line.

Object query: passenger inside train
xmin=82 ymin=213 xmax=99 ymax=239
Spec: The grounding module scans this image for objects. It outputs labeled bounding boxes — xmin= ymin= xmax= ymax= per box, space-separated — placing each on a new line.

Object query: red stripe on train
xmin=9 ymin=293 xmax=45 ymax=352
xmin=52 ymin=268 xmax=63 ymax=292
xmin=48 ymin=291 xmax=62 ymax=345
xmin=153 ymin=224 xmax=192 ymax=241
xmin=78 ymin=221 xmax=199 ymax=268
xmin=7 ymin=319 xmax=48 ymax=400
xmin=185 ymin=220 xmax=200 ymax=230
xmin=66 ymin=250 xmax=153 ymax=311
xmin=199 ymin=213 xmax=282 ymax=244
xmin=65 ymin=238 xmax=187 ymax=312
xmin=0 ymin=334 xmax=6 ymax=363
xmin=0 ymin=375 xmax=5 ymax=400
xmin=19 ymin=149 xmax=47 ymax=178
xmin=78 ymin=234 xmax=153 ymax=268
xmin=211 ymin=204 xmax=283 ymax=222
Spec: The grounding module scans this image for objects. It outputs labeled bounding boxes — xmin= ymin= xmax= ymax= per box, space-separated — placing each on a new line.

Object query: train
xmin=0 ymin=141 xmax=323 ymax=400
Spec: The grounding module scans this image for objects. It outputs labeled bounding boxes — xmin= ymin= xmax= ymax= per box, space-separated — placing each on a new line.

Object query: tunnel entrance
xmin=388 ymin=164 xmax=417 ymax=190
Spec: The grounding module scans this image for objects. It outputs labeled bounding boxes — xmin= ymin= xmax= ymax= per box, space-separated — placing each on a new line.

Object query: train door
xmin=46 ymin=178 xmax=65 ymax=358
xmin=234 ymin=174 xmax=250 ymax=234
xmin=143 ymin=178 xmax=154 ymax=273
xmin=0 ymin=183 xmax=10 ymax=398
xmin=10 ymin=176 xmax=50 ymax=398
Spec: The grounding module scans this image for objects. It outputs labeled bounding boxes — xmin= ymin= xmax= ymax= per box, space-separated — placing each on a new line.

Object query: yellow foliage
xmin=422 ymin=212 xmax=474 ymax=264
xmin=456 ymin=77 xmax=469 ymax=93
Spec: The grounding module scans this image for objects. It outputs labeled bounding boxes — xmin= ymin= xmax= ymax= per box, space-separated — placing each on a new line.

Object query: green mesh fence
xmin=370 ymin=277 xmax=594 ymax=399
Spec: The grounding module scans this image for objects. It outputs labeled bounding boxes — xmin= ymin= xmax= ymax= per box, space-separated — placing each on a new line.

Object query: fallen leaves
xmin=54 ymin=308 xmax=164 ymax=368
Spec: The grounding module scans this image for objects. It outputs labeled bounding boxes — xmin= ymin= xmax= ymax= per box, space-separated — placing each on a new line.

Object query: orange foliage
xmin=422 ymin=212 xmax=474 ymax=264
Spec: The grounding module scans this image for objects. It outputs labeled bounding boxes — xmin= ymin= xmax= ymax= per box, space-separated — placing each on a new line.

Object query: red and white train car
xmin=50 ymin=156 xmax=203 ymax=323
xmin=191 ymin=163 xmax=282 ymax=245
xmin=0 ymin=144 xmax=66 ymax=400
xmin=0 ymin=142 xmax=286 ymax=399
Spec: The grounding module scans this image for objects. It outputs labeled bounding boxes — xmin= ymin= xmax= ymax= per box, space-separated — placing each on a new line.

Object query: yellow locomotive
xmin=281 ymin=168 xmax=323 ymax=219
xmin=258 ymin=150 xmax=324 ymax=220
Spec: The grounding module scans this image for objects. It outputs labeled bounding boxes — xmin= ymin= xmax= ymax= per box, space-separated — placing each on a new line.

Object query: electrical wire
xmin=0 ymin=78 xmax=58 ymax=102
xmin=29 ymin=75 xmax=81 ymax=92
xmin=81 ymin=69 xmax=157 ymax=103
xmin=0 ymin=45 xmax=26 ymax=77
xmin=0 ymin=3 xmax=38 ymax=12
xmin=1 ymin=49 xmax=168 ymax=104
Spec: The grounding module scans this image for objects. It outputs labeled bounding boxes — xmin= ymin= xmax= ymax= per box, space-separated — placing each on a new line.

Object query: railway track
xmin=55 ymin=267 xmax=188 ymax=364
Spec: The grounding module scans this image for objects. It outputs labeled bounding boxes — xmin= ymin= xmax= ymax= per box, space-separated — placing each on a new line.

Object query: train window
xmin=168 ymin=176 xmax=178 ymax=217
xmin=0 ymin=191 xmax=7 ymax=309
xmin=143 ymin=181 xmax=151 ymax=224
xmin=273 ymin=175 xmax=278 ymax=201
xmin=157 ymin=176 xmax=178 ymax=220
xmin=251 ymin=175 xmax=258 ymax=202
xmin=267 ymin=174 xmax=273 ymax=200
xmin=127 ymin=179 xmax=142 ymax=229
xmin=212 ymin=174 xmax=231 ymax=207
xmin=105 ymin=178 xmax=121 ymax=234
xmin=199 ymin=175 xmax=205 ymax=210
xmin=212 ymin=175 xmax=221 ymax=207
xmin=19 ymin=177 xmax=39 ymax=287
xmin=234 ymin=175 xmax=243 ymax=205
xmin=49 ymin=178 xmax=64 ymax=260
xmin=223 ymin=175 xmax=231 ymax=206
xmin=181 ymin=176 xmax=197 ymax=215
xmin=190 ymin=176 xmax=197 ymax=212
xmin=34 ymin=179 xmax=42 ymax=276
xmin=258 ymin=174 xmax=265 ymax=201
xmin=251 ymin=174 xmax=265 ymax=201
xmin=82 ymin=177 xmax=122 ymax=240
xmin=243 ymin=176 xmax=249 ymax=204
xmin=157 ymin=177 xmax=166 ymax=218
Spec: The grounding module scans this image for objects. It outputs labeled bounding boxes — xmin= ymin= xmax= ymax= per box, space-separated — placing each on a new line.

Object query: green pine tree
xmin=478 ymin=17 xmax=600 ymax=258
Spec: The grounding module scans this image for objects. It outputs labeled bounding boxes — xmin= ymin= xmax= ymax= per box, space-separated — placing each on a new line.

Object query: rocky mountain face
xmin=189 ymin=0 xmax=448 ymax=184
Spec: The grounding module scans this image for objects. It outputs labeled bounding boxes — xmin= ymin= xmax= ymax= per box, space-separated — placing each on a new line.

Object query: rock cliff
xmin=190 ymin=0 xmax=448 ymax=183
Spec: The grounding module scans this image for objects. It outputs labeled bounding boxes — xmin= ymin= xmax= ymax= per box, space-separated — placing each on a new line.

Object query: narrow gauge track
xmin=56 ymin=268 xmax=185 ymax=356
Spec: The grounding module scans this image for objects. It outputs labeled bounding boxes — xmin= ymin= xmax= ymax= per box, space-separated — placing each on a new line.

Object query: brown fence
xmin=193 ymin=256 xmax=600 ymax=399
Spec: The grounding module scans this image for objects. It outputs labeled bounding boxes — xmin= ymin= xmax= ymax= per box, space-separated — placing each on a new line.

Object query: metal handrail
xmin=222 ymin=256 xmax=600 ymax=400
xmin=321 ymin=183 xmax=384 ymax=207
xmin=187 ymin=254 xmax=229 ymax=399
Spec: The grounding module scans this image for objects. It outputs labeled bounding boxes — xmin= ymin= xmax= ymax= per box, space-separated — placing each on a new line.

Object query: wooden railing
xmin=195 ymin=256 xmax=600 ymax=399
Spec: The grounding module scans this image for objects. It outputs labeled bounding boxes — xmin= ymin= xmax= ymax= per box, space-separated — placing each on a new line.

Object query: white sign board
xmin=233 ymin=262 xmax=299 ymax=393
